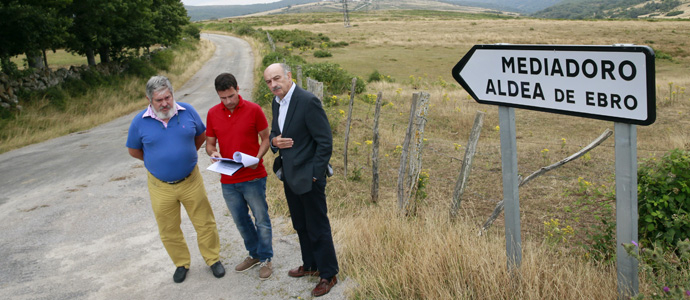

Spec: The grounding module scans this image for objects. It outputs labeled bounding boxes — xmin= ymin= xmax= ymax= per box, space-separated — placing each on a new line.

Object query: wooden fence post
xmin=449 ymin=111 xmax=485 ymax=220
xmin=307 ymin=77 xmax=323 ymax=103
xmin=404 ymin=92 xmax=430 ymax=216
xmin=371 ymin=92 xmax=383 ymax=203
xmin=267 ymin=32 xmax=276 ymax=52
xmin=397 ymin=93 xmax=419 ymax=212
xmin=343 ymin=77 xmax=357 ymax=178
xmin=397 ymin=92 xmax=430 ymax=216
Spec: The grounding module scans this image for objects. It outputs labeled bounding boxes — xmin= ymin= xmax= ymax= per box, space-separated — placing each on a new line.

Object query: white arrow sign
xmin=452 ymin=44 xmax=656 ymax=125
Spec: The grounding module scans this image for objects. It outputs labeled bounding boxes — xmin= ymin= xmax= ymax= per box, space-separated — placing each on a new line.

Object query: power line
xmin=342 ymin=0 xmax=351 ymax=27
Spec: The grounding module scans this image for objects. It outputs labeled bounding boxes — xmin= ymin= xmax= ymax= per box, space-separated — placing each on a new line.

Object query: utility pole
xmin=342 ymin=0 xmax=351 ymax=27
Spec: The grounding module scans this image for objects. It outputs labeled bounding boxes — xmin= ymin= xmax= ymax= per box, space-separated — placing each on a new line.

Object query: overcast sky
xmin=181 ymin=0 xmax=281 ymax=5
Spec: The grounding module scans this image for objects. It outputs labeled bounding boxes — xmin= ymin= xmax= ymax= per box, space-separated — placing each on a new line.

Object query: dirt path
xmin=0 ymin=34 xmax=348 ymax=300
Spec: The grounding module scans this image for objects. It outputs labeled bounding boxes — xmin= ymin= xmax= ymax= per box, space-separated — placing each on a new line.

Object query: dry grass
xmin=248 ymin=13 xmax=690 ymax=299
xmin=0 ymin=39 xmax=215 ymax=154
xmin=336 ymin=207 xmax=618 ymax=299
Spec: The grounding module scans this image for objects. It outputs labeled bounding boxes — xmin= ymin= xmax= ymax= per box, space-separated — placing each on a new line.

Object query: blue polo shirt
xmin=126 ymin=102 xmax=205 ymax=182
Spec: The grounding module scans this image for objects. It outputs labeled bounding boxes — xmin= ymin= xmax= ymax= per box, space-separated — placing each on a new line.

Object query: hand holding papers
xmin=206 ymin=152 xmax=260 ymax=176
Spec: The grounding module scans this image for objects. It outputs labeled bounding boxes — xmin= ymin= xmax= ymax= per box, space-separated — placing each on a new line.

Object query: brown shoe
xmin=235 ymin=257 xmax=260 ymax=272
xmin=259 ymin=261 xmax=272 ymax=280
xmin=287 ymin=265 xmax=319 ymax=278
xmin=312 ymin=276 xmax=337 ymax=297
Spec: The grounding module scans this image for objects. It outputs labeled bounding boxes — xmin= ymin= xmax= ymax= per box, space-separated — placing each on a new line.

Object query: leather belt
xmin=165 ymin=172 xmax=192 ymax=184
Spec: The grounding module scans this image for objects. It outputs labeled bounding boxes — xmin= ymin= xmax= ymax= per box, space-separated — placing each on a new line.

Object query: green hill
xmin=532 ymin=0 xmax=687 ymax=19
xmin=185 ymin=0 xmax=319 ymax=21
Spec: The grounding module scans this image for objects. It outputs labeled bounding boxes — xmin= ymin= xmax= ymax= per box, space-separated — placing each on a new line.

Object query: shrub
xmin=313 ymin=50 xmax=332 ymax=58
xmin=368 ymin=70 xmax=383 ymax=83
xmin=666 ymin=10 xmax=683 ymax=17
xmin=182 ymin=24 xmax=201 ymax=40
xmin=80 ymin=69 xmax=107 ymax=86
xmin=317 ymin=33 xmax=330 ymax=42
xmin=62 ymin=78 xmax=90 ymax=97
xmin=0 ymin=105 xmax=12 ymax=120
xmin=291 ymin=39 xmax=312 ymax=48
xmin=303 ymin=62 xmax=365 ymax=95
xmin=253 ymin=77 xmax=274 ymax=107
xmin=42 ymin=87 xmax=68 ymax=111
xmin=623 ymin=239 xmax=690 ymax=299
xmin=325 ymin=41 xmax=349 ymax=48
xmin=260 ymin=51 xmax=306 ymax=69
xmin=124 ymin=58 xmax=156 ymax=78
xmin=561 ymin=177 xmax=617 ymax=263
xmin=234 ymin=24 xmax=257 ymax=36
xmin=638 ymin=149 xmax=690 ymax=251
xmin=150 ymin=50 xmax=175 ymax=71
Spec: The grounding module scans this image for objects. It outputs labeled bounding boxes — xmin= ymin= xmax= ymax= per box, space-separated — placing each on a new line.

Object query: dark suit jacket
xmin=270 ymin=85 xmax=332 ymax=195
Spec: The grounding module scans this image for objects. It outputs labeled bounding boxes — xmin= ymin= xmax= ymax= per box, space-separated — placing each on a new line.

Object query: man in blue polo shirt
xmin=126 ymin=75 xmax=225 ymax=283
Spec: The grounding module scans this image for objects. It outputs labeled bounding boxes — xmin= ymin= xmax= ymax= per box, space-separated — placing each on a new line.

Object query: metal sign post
xmin=499 ymin=106 xmax=522 ymax=270
xmin=615 ymin=122 xmax=639 ymax=297
xmin=452 ymin=44 xmax=655 ymax=298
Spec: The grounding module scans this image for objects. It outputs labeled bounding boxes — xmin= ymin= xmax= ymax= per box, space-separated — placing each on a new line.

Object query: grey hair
xmin=145 ymin=76 xmax=174 ymax=100
xmin=278 ymin=63 xmax=291 ymax=75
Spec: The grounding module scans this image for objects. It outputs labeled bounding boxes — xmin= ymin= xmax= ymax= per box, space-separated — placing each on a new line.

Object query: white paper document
xmin=206 ymin=152 xmax=260 ymax=176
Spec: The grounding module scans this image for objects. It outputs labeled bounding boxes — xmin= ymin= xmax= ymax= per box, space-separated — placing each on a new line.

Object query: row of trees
xmin=0 ymin=0 xmax=189 ymax=74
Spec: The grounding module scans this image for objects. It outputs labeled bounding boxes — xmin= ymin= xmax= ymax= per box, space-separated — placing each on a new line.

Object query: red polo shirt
xmin=206 ymin=95 xmax=269 ymax=184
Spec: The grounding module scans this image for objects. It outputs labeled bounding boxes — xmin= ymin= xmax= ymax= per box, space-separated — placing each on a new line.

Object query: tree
xmin=65 ymin=0 xmax=188 ymax=65
xmin=64 ymin=0 xmax=108 ymax=65
xmin=0 ymin=0 xmax=72 ymax=73
xmin=151 ymin=0 xmax=189 ymax=47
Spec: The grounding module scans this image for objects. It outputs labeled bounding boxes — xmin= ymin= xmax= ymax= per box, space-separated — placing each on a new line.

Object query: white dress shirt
xmin=276 ymin=83 xmax=296 ymax=133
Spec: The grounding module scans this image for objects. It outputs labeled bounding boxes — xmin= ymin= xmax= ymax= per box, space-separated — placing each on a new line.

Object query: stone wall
xmin=0 ymin=63 xmax=124 ymax=113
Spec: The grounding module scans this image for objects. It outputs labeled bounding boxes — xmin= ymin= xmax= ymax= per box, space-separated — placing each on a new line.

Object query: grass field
xmin=231 ymin=11 xmax=690 ymax=299
xmin=10 ymin=49 xmax=99 ymax=70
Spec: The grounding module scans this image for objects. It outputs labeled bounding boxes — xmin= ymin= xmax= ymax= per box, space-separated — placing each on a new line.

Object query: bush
xmin=291 ymin=39 xmax=312 ymax=48
xmin=564 ymin=177 xmax=617 ymax=263
xmin=253 ymin=77 xmax=274 ymax=108
xmin=313 ymin=50 xmax=332 ymax=58
xmin=182 ymin=24 xmax=201 ymax=40
xmin=42 ymin=87 xmax=68 ymax=111
xmin=150 ymin=50 xmax=175 ymax=71
xmin=623 ymin=239 xmax=690 ymax=299
xmin=325 ymin=41 xmax=349 ymax=48
xmin=638 ymin=149 xmax=690 ymax=251
xmin=261 ymin=51 xmax=306 ymax=69
xmin=303 ymin=62 xmax=365 ymax=95
xmin=62 ymin=78 xmax=90 ymax=97
xmin=234 ymin=24 xmax=257 ymax=36
xmin=125 ymin=58 xmax=156 ymax=79
xmin=80 ymin=69 xmax=107 ymax=86
xmin=368 ymin=70 xmax=383 ymax=82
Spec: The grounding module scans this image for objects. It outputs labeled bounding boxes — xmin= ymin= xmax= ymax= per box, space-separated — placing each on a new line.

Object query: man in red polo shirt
xmin=205 ymin=73 xmax=273 ymax=280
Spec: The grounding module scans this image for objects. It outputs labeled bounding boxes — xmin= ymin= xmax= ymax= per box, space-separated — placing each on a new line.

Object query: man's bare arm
xmin=128 ymin=148 xmax=144 ymax=161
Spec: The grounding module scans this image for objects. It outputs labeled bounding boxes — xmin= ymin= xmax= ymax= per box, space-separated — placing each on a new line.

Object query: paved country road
xmin=0 ymin=34 xmax=347 ymax=300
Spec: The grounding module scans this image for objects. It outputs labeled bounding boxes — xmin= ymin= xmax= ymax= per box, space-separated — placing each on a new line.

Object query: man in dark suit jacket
xmin=264 ymin=63 xmax=339 ymax=297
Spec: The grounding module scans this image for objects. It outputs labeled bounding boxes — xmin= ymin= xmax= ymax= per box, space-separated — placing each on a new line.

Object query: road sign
xmin=452 ymin=44 xmax=656 ymax=125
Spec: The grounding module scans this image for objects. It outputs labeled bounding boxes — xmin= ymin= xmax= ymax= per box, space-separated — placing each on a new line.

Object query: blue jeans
xmin=221 ymin=177 xmax=273 ymax=261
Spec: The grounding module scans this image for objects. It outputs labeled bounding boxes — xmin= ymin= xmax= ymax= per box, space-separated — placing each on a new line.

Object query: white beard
xmin=153 ymin=101 xmax=176 ymax=120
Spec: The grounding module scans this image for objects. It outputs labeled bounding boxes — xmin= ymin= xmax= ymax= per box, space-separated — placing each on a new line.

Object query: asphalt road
xmin=0 ymin=34 xmax=347 ymax=300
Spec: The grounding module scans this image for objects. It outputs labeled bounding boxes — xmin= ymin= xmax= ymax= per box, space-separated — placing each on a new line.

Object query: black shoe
xmin=211 ymin=261 xmax=225 ymax=278
xmin=173 ymin=266 xmax=188 ymax=283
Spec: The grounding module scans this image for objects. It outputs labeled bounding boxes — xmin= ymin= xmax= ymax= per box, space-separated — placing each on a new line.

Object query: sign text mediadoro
xmin=452 ymin=44 xmax=656 ymax=125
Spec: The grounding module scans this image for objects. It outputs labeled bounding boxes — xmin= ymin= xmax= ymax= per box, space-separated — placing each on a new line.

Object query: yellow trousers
xmin=147 ymin=165 xmax=220 ymax=268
